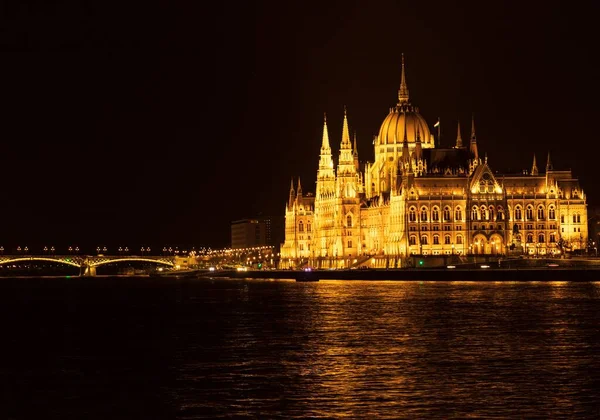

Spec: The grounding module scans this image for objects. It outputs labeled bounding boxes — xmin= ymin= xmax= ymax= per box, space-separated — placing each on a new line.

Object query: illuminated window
xmin=489 ymin=206 xmax=495 ymax=221
xmin=515 ymin=207 xmax=522 ymax=220
xmin=432 ymin=207 xmax=439 ymax=222
xmin=549 ymin=207 xmax=555 ymax=220
xmin=348 ymin=240 xmax=352 ymax=248
xmin=433 ymin=235 xmax=439 ymax=245
xmin=298 ymin=221 xmax=304 ymax=232
xmin=560 ymin=215 xmax=564 ymax=223
xmin=443 ymin=207 xmax=451 ymax=221
xmin=307 ymin=223 xmax=312 ymax=232
xmin=421 ymin=235 xmax=428 ymax=245
xmin=456 ymin=235 xmax=463 ymax=244
xmin=347 ymin=215 xmax=353 ymax=227
xmin=526 ymin=206 xmax=533 ymax=220
xmin=421 ymin=207 xmax=428 ymax=222
xmin=455 ymin=207 xmax=463 ymax=221
xmin=527 ymin=234 xmax=533 ymax=243
xmin=537 ymin=206 xmax=545 ymax=220
xmin=409 ymin=207 xmax=416 ymax=222
xmin=409 ymin=235 xmax=417 ymax=245
xmin=538 ymin=234 xmax=545 ymax=243
xmin=550 ymin=233 xmax=556 ymax=243
xmin=444 ymin=235 xmax=451 ymax=244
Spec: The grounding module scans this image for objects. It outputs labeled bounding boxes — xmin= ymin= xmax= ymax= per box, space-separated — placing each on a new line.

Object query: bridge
xmin=0 ymin=255 xmax=176 ymax=276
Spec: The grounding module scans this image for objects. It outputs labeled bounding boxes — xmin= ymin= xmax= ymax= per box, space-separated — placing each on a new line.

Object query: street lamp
xmin=0 ymin=246 xmax=4 ymax=255
xmin=50 ymin=246 xmax=55 ymax=255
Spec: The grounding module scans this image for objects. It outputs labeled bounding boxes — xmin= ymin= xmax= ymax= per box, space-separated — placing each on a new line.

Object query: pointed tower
xmin=469 ymin=113 xmax=479 ymax=161
xmin=297 ymin=177 xmax=303 ymax=199
xmin=337 ymin=107 xmax=359 ymax=198
xmin=316 ymin=113 xmax=336 ymax=192
xmin=398 ymin=53 xmax=409 ymax=105
xmin=415 ymin=125 xmax=423 ymax=161
xmin=288 ymin=177 xmax=295 ymax=208
xmin=455 ymin=120 xmax=463 ymax=148
xmin=546 ymin=151 xmax=553 ymax=172
xmin=353 ymin=131 xmax=359 ymax=171
xmin=531 ymin=154 xmax=539 ymax=176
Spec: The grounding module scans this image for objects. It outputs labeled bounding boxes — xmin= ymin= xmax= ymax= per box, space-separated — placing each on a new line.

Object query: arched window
xmin=409 ymin=235 xmax=417 ymax=245
xmin=432 ymin=207 xmax=439 ymax=222
xmin=560 ymin=215 xmax=564 ymax=223
xmin=298 ymin=221 xmax=304 ymax=232
xmin=479 ymin=181 xmax=486 ymax=193
xmin=538 ymin=233 xmax=545 ymax=243
xmin=307 ymin=223 xmax=312 ymax=232
xmin=456 ymin=235 xmax=463 ymax=244
xmin=455 ymin=207 xmax=462 ymax=221
xmin=497 ymin=206 xmax=504 ymax=221
xmin=443 ymin=207 xmax=451 ymax=221
xmin=409 ymin=207 xmax=417 ymax=222
xmin=489 ymin=206 xmax=495 ymax=221
xmin=550 ymin=232 xmax=556 ymax=243
xmin=444 ymin=235 xmax=451 ymax=244
xmin=471 ymin=206 xmax=479 ymax=221
xmin=537 ymin=206 xmax=545 ymax=220
xmin=526 ymin=206 xmax=533 ymax=220
xmin=421 ymin=235 xmax=428 ymax=245
xmin=481 ymin=205 xmax=488 ymax=220
xmin=433 ymin=235 xmax=440 ymax=245
xmin=346 ymin=214 xmax=353 ymax=227
xmin=527 ymin=233 xmax=533 ymax=243
xmin=549 ymin=207 xmax=556 ymax=220
xmin=421 ymin=207 xmax=428 ymax=222
xmin=515 ymin=207 xmax=522 ymax=220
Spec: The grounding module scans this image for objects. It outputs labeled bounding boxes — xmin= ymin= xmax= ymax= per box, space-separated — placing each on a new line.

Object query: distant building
xmin=231 ymin=219 xmax=267 ymax=249
xmin=281 ymin=55 xmax=589 ymax=268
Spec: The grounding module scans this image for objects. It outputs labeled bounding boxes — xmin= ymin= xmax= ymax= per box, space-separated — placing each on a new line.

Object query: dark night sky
xmin=1 ymin=1 xmax=599 ymax=251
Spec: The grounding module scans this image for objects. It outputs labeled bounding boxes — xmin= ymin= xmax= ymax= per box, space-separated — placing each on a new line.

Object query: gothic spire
xmin=341 ymin=106 xmax=351 ymax=148
xmin=415 ymin=125 xmax=423 ymax=160
xmin=398 ymin=53 xmax=410 ymax=104
xmin=297 ymin=177 xmax=302 ymax=197
xmin=546 ymin=151 xmax=553 ymax=172
xmin=531 ymin=154 xmax=539 ymax=176
xmin=321 ymin=113 xmax=330 ymax=150
xmin=469 ymin=113 xmax=479 ymax=161
xmin=288 ymin=177 xmax=295 ymax=207
xmin=353 ymin=131 xmax=360 ymax=170
xmin=455 ymin=120 xmax=463 ymax=148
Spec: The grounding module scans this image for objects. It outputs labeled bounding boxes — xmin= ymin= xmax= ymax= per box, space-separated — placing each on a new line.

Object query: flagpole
xmin=437 ymin=117 xmax=440 ymax=147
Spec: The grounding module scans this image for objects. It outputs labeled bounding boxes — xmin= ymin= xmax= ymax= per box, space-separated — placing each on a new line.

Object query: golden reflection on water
xmin=176 ymin=279 xmax=600 ymax=418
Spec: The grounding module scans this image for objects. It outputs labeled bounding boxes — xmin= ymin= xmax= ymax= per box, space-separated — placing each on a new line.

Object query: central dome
xmin=377 ymin=104 xmax=432 ymax=145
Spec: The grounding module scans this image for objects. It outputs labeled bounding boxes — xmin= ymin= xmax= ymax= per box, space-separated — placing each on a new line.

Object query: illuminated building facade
xmin=280 ymin=56 xmax=588 ymax=268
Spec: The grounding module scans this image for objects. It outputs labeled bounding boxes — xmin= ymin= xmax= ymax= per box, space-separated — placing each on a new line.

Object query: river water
xmin=1 ymin=277 xmax=599 ymax=419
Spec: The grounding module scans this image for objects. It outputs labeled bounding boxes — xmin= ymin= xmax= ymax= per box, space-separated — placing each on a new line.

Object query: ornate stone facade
xmin=280 ymin=56 xmax=588 ymax=268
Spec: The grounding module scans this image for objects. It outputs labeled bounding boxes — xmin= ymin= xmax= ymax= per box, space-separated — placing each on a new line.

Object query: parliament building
xmin=280 ymin=56 xmax=588 ymax=268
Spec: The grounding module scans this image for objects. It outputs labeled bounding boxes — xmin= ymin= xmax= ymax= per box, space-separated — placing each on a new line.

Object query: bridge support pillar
xmin=82 ymin=264 xmax=96 ymax=276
